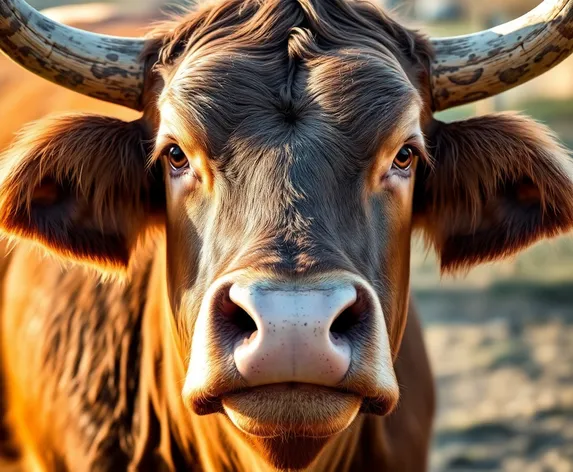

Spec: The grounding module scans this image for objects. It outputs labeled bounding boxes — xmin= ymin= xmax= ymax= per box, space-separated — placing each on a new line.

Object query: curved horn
xmin=431 ymin=0 xmax=573 ymax=111
xmin=0 ymin=0 xmax=146 ymax=110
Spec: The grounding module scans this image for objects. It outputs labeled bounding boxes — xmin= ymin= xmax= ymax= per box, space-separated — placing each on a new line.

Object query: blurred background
xmin=14 ymin=0 xmax=573 ymax=471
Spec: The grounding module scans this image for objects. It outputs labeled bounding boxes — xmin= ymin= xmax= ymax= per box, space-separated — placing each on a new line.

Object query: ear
xmin=0 ymin=115 xmax=165 ymax=271
xmin=415 ymin=112 xmax=573 ymax=272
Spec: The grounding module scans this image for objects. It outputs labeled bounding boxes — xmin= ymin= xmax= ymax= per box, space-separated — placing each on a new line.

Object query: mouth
xmin=219 ymin=383 xmax=362 ymax=438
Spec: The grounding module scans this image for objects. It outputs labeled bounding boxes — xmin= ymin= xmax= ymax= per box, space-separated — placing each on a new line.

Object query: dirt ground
xmin=412 ymin=235 xmax=573 ymax=472
xmin=420 ymin=286 xmax=573 ymax=472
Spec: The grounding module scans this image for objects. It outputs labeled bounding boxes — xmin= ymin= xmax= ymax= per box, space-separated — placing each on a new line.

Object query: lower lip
xmin=221 ymin=383 xmax=362 ymax=438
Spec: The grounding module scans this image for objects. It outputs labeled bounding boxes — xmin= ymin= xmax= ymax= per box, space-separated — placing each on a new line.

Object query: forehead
xmin=157 ymin=9 xmax=421 ymax=157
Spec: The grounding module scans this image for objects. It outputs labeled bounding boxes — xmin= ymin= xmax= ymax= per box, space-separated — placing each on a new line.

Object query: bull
xmin=1 ymin=0 xmax=573 ymax=470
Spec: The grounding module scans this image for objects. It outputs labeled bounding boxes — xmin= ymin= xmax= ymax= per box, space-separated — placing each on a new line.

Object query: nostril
xmin=330 ymin=288 xmax=369 ymax=338
xmin=228 ymin=306 xmax=257 ymax=335
xmin=216 ymin=285 xmax=258 ymax=338
xmin=330 ymin=308 xmax=359 ymax=336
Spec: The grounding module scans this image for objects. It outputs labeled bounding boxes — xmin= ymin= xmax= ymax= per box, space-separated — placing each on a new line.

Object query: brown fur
xmin=0 ymin=115 xmax=162 ymax=270
xmin=1 ymin=1 xmax=573 ymax=471
xmin=417 ymin=113 xmax=573 ymax=271
xmin=0 ymin=239 xmax=17 ymax=462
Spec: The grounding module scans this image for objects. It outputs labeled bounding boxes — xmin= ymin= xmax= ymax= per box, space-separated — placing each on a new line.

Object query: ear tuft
xmin=417 ymin=113 xmax=573 ymax=273
xmin=0 ymin=114 xmax=164 ymax=270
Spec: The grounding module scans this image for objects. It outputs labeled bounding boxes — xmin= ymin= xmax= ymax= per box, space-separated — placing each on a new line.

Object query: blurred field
xmin=2 ymin=1 xmax=573 ymax=472
xmin=411 ymin=237 xmax=573 ymax=471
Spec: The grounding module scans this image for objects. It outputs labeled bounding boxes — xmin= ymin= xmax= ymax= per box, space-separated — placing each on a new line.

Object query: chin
xmin=221 ymin=383 xmax=362 ymax=469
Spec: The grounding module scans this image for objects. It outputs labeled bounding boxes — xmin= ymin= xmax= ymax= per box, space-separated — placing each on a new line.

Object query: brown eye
xmin=167 ymin=144 xmax=189 ymax=171
xmin=393 ymin=145 xmax=415 ymax=170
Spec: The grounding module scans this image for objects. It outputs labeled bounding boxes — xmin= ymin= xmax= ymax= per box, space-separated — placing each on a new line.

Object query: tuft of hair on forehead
xmin=143 ymin=0 xmax=433 ymax=77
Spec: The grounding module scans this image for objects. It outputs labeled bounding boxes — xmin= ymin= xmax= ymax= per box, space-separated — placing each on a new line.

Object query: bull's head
xmin=2 ymin=0 xmax=573 ymax=469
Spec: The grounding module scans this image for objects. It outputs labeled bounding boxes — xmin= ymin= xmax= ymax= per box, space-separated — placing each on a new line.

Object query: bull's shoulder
xmin=1 ymin=241 xmax=158 ymax=469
